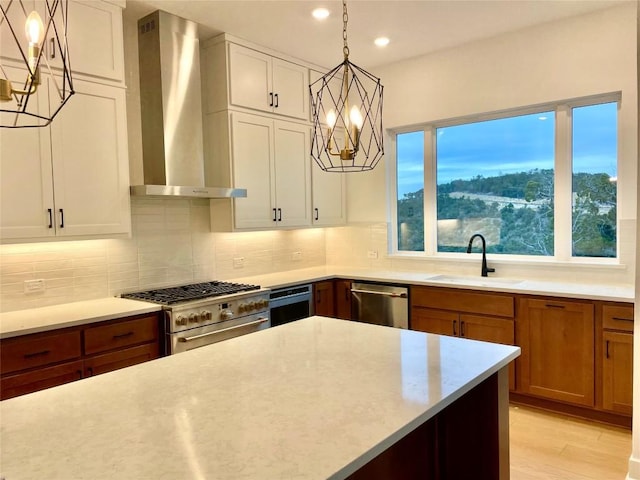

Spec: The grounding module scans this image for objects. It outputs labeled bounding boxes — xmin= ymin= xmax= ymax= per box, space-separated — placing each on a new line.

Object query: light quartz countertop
xmin=0 ymin=316 xmax=520 ymax=480
xmin=0 ymin=297 xmax=161 ymax=339
xmin=0 ymin=266 xmax=633 ymax=340
xmin=231 ymin=266 xmax=635 ymax=303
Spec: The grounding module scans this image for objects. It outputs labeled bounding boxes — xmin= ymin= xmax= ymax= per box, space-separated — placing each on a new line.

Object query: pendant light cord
xmin=343 ymin=0 xmax=349 ymax=60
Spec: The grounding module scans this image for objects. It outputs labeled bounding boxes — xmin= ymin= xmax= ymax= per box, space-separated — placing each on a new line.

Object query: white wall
xmin=344 ymin=3 xmax=638 ymax=285
xmin=627 ymin=4 xmax=640 ymax=479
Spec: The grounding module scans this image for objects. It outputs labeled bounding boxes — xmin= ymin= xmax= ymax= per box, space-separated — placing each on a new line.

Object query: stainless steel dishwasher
xmin=351 ymin=282 xmax=408 ymax=329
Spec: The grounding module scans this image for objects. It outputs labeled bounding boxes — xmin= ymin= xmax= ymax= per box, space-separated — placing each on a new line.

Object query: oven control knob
xmin=238 ymin=304 xmax=246 ymax=313
xmin=189 ymin=313 xmax=198 ymax=324
xmin=176 ymin=315 xmax=187 ymax=326
xmin=200 ymin=310 xmax=211 ymax=321
xmin=220 ymin=309 xmax=234 ymax=320
xmin=248 ymin=302 xmax=256 ymax=311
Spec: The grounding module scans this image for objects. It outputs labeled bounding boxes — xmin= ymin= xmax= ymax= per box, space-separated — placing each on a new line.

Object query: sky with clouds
xmin=396 ymin=102 xmax=617 ymax=198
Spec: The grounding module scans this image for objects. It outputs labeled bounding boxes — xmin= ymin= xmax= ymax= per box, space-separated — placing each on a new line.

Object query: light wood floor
xmin=509 ymin=405 xmax=632 ymax=480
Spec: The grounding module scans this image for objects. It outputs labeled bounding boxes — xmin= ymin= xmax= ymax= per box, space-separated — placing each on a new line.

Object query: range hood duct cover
xmin=132 ymin=10 xmax=245 ymax=199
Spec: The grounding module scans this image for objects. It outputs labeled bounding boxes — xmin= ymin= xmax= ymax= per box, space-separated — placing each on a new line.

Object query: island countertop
xmin=0 ymin=316 xmax=519 ymax=480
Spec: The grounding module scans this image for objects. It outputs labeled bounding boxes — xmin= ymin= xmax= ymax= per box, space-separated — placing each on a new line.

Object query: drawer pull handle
xmin=545 ymin=304 xmax=565 ymax=309
xmin=24 ymin=349 xmax=50 ymax=359
xmin=113 ymin=331 xmax=134 ymax=340
xmin=606 ymin=340 xmax=610 ymax=359
xmin=460 ymin=320 xmax=465 ymax=337
xmin=452 ymin=320 xmax=457 ymax=336
xmin=612 ymin=316 xmax=633 ymax=322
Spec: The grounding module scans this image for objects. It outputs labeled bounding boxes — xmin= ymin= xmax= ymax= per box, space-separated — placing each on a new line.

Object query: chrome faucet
xmin=466 ymin=234 xmax=495 ymax=277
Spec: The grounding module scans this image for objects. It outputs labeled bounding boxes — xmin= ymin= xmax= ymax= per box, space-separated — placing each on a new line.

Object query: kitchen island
xmin=0 ymin=316 xmax=519 ymax=479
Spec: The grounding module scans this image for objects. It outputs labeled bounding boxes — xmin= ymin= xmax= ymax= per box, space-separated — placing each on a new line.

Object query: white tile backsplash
xmin=0 ymin=198 xmax=327 ymax=312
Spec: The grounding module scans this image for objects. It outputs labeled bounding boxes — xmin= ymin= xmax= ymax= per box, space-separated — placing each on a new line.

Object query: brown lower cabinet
xmin=518 ymin=297 xmax=595 ymax=407
xmin=313 ymin=281 xmax=336 ymax=317
xmin=0 ymin=312 xmax=161 ymax=400
xmin=411 ymin=287 xmax=516 ymax=391
xmin=601 ymin=304 xmax=634 ymax=415
xmin=334 ymin=279 xmax=352 ymax=320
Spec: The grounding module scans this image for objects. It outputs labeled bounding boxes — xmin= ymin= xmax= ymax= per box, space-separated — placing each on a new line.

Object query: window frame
xmin=390 ymin=92 xmax=621 ymax=263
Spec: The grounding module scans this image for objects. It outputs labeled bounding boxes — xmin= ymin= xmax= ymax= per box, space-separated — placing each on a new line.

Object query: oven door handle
xmin=177 ymin=317 xmax=269 ymax=343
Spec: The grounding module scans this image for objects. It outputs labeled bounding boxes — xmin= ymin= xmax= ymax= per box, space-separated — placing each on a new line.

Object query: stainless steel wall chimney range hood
xmin=131 ymin=10 xmax=246 ymax=199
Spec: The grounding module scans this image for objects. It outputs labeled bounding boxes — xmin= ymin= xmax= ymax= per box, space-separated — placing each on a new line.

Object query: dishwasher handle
xmin=350 ymin=288 xmax=407 ymax=298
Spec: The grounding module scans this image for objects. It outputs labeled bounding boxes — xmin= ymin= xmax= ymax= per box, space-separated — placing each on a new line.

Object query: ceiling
xmin=126 ymin=0 xmax=626 ymax=70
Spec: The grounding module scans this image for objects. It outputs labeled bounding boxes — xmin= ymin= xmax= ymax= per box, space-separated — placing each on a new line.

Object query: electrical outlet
xmin=367 ymin=250 xmax=378 ymax=259
xmin=24 ymin=279 xmax=45 ymax=293
xmin=292 ymin=251 xmax=302 ymax=261
xmin=233 ymin=257 xmax=245 ymax=268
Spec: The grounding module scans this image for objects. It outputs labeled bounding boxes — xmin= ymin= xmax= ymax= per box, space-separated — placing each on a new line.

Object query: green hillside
xmin=397 ymin=169 xmax=616 ymax=257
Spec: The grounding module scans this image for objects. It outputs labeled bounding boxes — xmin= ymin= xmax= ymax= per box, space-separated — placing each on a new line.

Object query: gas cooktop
xmin=121 ymin=281 xmax=261 ymax=305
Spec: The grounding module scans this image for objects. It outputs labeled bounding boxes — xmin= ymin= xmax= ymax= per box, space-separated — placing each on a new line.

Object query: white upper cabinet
xmin=0 ymin=68 xmax=55 ymax=240
xmin=311 ymin=161 xmax=346 ymax=226
xmin=208 ymin=112 xmax=311 ymax=231
xmin=48 ymin=79 xmax=130 ymax=237
xmin=203 ymin=37 xmax=309 ymax=121
xmin=0 ymin=0 xmax=124 ymax=84
xmin=273 ymin=121 xmax=312 ymax=227
xmin=0 ymin=77 xmax=131 ymax=242
xmin=0 ymin=1 xmax=130 ymax=243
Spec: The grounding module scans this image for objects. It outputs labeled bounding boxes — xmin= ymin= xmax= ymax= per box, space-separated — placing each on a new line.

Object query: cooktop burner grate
xmin=121 ymin=281 xmax=261 ymax=305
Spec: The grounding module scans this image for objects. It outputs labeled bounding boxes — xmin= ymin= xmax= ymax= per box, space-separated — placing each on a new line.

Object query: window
xmin=397 ymin=131 xmax=424 ymax=251
xmin=394 ymin=97 xmax=619 ymax=260
xmin=572 ymin=103 xmax=617 ymax=258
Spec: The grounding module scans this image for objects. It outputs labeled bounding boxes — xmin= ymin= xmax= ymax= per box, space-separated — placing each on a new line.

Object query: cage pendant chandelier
xmin=0 ymin=0 xmax=74 ymax=128
xmin=310 ymin=0 xmax=383 ymax=172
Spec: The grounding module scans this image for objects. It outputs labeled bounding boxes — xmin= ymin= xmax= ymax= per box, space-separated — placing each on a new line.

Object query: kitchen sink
xmin=427 ymin=274 xmax=524 ymax=287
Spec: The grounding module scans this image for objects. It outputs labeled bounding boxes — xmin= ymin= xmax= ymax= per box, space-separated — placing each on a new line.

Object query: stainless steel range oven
xmin=122 ymin=281 xmax=270 ymax=354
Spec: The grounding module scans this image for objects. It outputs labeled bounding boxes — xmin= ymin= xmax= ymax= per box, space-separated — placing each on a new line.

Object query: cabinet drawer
xmin=1 ymin=331 xmax=81 ymax=375
xmin=411 ymin=287 xmax=514 ymax=318
xmin=0 ymin=360 xmax=84 ymax=400
xmin=84 ymin=315 xmax=159 ymax=355
xmin=603 ymin=305 xmax=634 ymax=332
xmin=84 ymin=343 xmax=160 ymax=377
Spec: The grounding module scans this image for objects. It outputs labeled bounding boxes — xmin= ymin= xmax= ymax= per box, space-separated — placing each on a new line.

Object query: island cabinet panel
xmin=518 ymin=298 xmax=595 ymax=407
xmin=0 ymin=313 xmax=162 ymax=400
xmin=334 ymin=279 xmax=353 ymax=320
xmin=313 ymin=281 xmax=336 ymax=317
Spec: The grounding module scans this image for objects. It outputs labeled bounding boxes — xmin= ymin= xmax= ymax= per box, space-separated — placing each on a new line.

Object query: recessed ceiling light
xmin=374 ymin=37 xmax=390 ymax=47
xmin=312 ymin=8 xmax=330 ymax=20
